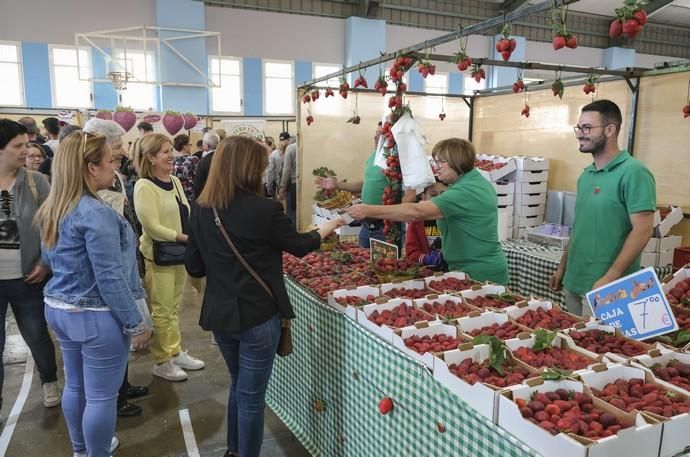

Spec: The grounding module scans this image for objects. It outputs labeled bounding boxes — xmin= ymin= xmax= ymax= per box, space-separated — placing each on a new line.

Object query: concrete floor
xmin=1 ymin=281 xmax=310 ymax=457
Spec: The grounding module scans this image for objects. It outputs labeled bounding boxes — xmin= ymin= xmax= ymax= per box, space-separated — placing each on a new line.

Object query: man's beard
xmin=578 ymin=135 xmax=606 ymax=155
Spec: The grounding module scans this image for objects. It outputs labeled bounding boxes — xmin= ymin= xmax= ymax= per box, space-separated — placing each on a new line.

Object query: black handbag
xmin=152 ymin=179 xmax=188 ymax=266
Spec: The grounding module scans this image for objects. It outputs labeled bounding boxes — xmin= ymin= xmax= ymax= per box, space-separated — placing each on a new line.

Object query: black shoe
xmin=222 ymin=451 xmax=239 ymax=457
xmin=117 ymin=402 xmax=142 ymax=417
xmin=126 ymin=385 xmax=149 ymax=399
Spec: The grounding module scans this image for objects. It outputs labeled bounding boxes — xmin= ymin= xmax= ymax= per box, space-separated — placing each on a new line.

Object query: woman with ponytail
xmin=36 ymin=131 xmax=151 ymax=457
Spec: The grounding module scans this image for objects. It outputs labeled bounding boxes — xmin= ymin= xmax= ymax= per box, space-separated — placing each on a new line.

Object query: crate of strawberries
xmin=391 ymin=321 xmax=463 ymax=369
xmin=456 ymin=310 xmax=531 ymax=341
xmin=506 ymin=329 xmax=601 ymax=375
xmin=356 ymin=298 xmax=436 ymax=343
xmin=663 ymin=267 xmax=690 ymax=308
xmin=579 ymin=363 xmax=689 ymax=457
xmin=380 ymin=279 xmax=436 ymax=300
xmin=433 ymin=338 xmax=537 ymax=422
xmin=414 ymin=294 xmax=479 ymax=321
xmin=459 ymin=284 xmax=527 ymax=311
xmin=498 ymin=378 xmax=662 ymax=457
xmin=327 ymin=285 xmax=382 ymax=316
xmin=370 ymin=257 xmax=419 ymax=284
xmin=631 ymin=348 xmax=690 ymax=395
xmin=424 ymin=271 xmax=480 ymax=294
xmin=506 ymin=300 xmax=584 ymax=332
xmin=560 ymin=323 xmax=655 ymax=364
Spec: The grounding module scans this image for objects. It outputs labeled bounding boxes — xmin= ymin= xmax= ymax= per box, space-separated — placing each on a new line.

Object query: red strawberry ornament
xmin=162 ymin=111 xmax=184 ymax=135
xmin=113 ymin=107 xmax=136 ymax=132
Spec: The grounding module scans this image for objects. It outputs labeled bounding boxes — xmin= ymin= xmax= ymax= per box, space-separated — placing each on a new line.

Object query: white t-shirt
xmin=44 ymin=138 xmax=59 ymax=156
xmin=0 ymin=186 xmax=23 ymax=280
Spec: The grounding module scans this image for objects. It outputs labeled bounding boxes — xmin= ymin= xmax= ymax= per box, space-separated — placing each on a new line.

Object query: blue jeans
xmin=214 ymin=314 xmax=281 ymax=457
xmin=45 ymin=307 xmax=130 ymax=457
xmin=358 ymin=223 xmax=386 ymax=248
xmin=0 ymin=279 xmax=57 ymax=410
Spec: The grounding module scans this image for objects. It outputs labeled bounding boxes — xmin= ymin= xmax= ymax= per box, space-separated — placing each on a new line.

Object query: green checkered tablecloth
xmin=266 ymin=277 xmax=540 ymax=457
xmin=501 ymin=240 xmax=674 ymax=307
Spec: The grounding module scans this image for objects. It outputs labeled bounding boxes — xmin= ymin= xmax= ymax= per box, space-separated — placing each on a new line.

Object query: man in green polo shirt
xmin=549 ymin=100 xmax=656 ymax=316
xmin=346 ymin=138 xmax=509 ymax=284
xmin=314 ymin=122 xmax=388 ymax=248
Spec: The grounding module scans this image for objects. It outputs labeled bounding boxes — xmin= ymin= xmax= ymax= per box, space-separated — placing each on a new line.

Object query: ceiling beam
xmin=500 ymin=0 xmax=531 ymax=14
xmin=645 ymin=0 xmax=675 ymax=16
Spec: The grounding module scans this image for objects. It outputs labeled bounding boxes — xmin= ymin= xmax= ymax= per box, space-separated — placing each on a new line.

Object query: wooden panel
xmin=473 ymin=80 xmax=632 ymax=192
xmin=297 ymin=91 xmax=470 ymax=229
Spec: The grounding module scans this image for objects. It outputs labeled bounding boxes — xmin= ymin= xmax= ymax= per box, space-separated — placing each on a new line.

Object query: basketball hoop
xmin=108 ymin=71 xmax=131 ymax=91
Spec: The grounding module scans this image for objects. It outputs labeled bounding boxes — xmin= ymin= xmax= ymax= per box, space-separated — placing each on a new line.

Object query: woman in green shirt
xmin=347 ymin=138 xmax=508 ymax=284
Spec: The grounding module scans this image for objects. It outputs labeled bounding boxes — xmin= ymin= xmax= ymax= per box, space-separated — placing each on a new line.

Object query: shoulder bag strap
xmin=212 ymin=207 xmax=274 ymax=299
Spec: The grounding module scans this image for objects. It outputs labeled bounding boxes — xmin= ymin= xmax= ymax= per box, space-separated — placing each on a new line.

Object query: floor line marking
xmin=179 ymin=408 xmax=201 ymax=457
xmin=0 ymin=357 xmax=35 ymax=457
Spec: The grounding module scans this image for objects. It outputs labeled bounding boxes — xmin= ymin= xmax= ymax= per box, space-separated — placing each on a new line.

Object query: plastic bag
xmin=391 ymin=113 xmax=435 ymax=190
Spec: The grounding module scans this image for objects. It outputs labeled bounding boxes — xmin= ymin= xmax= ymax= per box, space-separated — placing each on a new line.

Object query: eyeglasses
xmin=430 ymin=158 xmax=448 ymax=170
xmin=27 ymin=154 xmax=44 ymax=160
xmin=573 ymin=124 xmax=610 ymax=135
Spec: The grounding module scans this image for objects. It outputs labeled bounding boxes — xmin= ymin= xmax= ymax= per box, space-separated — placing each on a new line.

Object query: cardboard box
xmin=459 ymin=284 xmax=527 ymax=311
xmin=515 ymin=214 xmax=545 ymax=228
xmin=455 ymin=311 xmax=531 ymax=341
xmin=356 ymin=298 xmax=433 ymax=342
xmin=654 ymin=206 xmax=683 ymax=237
xmin=560 ymin=322 xmax=657 ymax=364
xmin=632 ymin=348 xmax=690 ymax=395
xmin=391 ymin=321 xmax=462 ymax=369
xmin=327 ymin=285 xmax=382 ymax=317
xmin=643 ymin=237 xmax=660 ymax=253
xmin=658 ymin=250 xmax=674 ymax=267
xmin=514 ymin=203 xmax=546 ymax=217
xmin=433 ymin=343 xmax=536 ymax=422
xmin=413 ymin=293 xmax=479 ymax=320
xmin=514 ymin=169 xmax=549 ymax=183
xmin=477 ymin=156 xmax=517 ymax=182
xmin=513 ymin=156 xmax=550 ymax=171
xmin=498 ymin=379 xmax=662 ymax=457
xmin=661 ymin=266 xmax=690 ymax=294
xmin=380 ymin=279 xmax=431 ymax=299
xmin=505 ymin=299 xmax=585 ymax=330
xmin=578 ymin=363 xmax=689 ymax=457
xmin=640 ymin=252 xmax=658 ymax=268
xmin=493 ymin=180 xmax=515 ymax=194
xmin=505 ymin=333 xmax=603 ymax=375
xmin=659 ymin=235 xmax=682 ymax=252
xmin=424 ymin=271 xmax=480 ymax=294
xmin=518 ymin=181 xmax=548 ymax=194
xmin=514 ymin=192 xmax=547 ymax=206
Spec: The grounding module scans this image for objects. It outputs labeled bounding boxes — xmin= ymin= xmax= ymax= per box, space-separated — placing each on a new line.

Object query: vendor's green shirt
xmin=360 ymin=151 xmax=387 ymax=205
xmin=563 ymin=150 xmax=656 ymax=295
xmin=431 ymin=168 xmax=509 ymax=284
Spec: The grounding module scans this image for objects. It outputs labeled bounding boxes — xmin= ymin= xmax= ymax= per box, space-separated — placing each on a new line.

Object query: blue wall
xmin=21 ymin=42 xmax=52 ymax=108
xmin=242 ymin=58 xmax=263 ymax=116
xmin=344 ymin=17 xmax=385 ymax=87
xmin=91 ymin=48 xmax=118 ymax=110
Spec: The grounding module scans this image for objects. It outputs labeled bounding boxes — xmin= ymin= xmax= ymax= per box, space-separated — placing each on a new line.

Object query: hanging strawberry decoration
xmin=551 ymin=72 xmax=565 ymax=99
xmin=389 ymin=54 xmax=414 ymax=83
xmin=325 ymin=87 xmax=334 ymax=98
xmin=302 ymin=94 xmax=311 ymax=104
xmin=353 ymin=71 xmax=368 ymax=89
xmin=470 ymin=64 xmax=486 ymax=83
xmin=306 ymin=113 xmax=314 ymax=126
xmin=512 ymin=69 xmax=525 ymax=93
xmin=495 ymin=23 xmax=517 ymax=61
xmin=551 ymin=3 xmax=578 ymax=50
xmin=417 ymin=49 xmax=436 ymax=79
xmin=609 ymin=0 xmax=648 ymax=39
xmin=374 ymin=75 xmax=388 ymax=96
xmin=439 ymin=93 xmax=446 ymax=121
xmin=311 ymin=89 xmax=320 ymax=101
xmin=683 ymin=81 xmax=690 ymax=119
xmin=521 ymin=90 xmax=530 ymax=118
xmin=450 ymin=34 xmax=473 ymax=72
xmin=339 ymin=78 xmax=350 ymax=99
xmin=347 ymin=91 xmax=361 ymax=125
xmin=583 ymin=73 xmax=597 ymax=95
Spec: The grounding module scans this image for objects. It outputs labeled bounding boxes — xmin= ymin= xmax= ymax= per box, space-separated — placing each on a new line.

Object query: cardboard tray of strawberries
xmin=455 ymin=310 xmax=532 ymax=342
xmin=355 ymin=298 xmax=438 ymax=343
xmin=560 ymin=322 xmax=657 ymax=364
xmin=423 ymin=271 xmax=482 ymax=294
xmin=391 ymin=321 xmax=464 ymax=370
xmin=413 ymin=293 xmax=480 ymax=321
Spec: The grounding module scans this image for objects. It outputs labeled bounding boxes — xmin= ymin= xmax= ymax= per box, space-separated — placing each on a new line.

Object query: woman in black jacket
xmin=184 ymin=136 xmax=342 ymax=457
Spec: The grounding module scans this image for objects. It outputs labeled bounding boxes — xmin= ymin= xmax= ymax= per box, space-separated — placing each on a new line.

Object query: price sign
xmin=585 ymin=267 xmax=678 ymax=341
xmin=370 ymin=239 xmax=399 ymax=262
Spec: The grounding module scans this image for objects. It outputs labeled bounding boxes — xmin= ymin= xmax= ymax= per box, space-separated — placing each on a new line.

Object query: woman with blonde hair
xmin=36 ymin=131 xmax=151 ymax=457
xmin=185 ymin=136 xmax=343 ymax=457
xmin=348 ymin=138 xmax=508 ymax=284
xmin=133 ymin=133 xmax=204 ymax=382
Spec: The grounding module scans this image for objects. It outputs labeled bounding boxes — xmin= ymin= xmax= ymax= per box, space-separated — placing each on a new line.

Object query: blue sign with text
xmin=585 ymin=267 xmax=678 ymax=341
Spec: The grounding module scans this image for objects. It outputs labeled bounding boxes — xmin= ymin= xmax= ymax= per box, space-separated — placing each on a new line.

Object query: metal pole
xmin=468 ymin=97 xmax=475 ymax=143
xmin=299 ymin=0 xmax=581 ymax=88
xmin=626 ymin=77 xmax=640 ymax=156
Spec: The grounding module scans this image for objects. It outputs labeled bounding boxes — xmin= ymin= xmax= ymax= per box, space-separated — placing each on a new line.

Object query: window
xmin=50 ymin=46 xmax=92 ymax=108
xmin=264 ymin=60 xmax=294 ymax=115
xmin=313 ymin=64 xmax=340 ymax=89
xmin=424 ymin=73 xmax=448 ymax=117
xmin=463 ymin=75 xmax=486 ymax=95
xmin=209 ymin=56 xmax=242 ymax=113
xmin=0 ymin=42 xmax=24 ymax=106
xmin=112 ymin=49 xmax=157 ymax=110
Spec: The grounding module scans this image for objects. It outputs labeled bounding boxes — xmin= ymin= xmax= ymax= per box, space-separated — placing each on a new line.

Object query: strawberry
xmin=683 ymin=105 xmax=690 ymax=119
xmin=353 ymin=75 xmax=368 ymax=89
xmin=398 ymin=82 xmax=407 ymax=93
xmin=470 ymin=65 xmax=485 ymax=84
xmin=609 ymin=19 xmax=623 ymax=38
xmin=339 ymin=80 xmax=350 ymax=99
xmin=457 ymin=57 xmax=472 ymax=72
xmin=437 ymin=422 xmax=446 ymax=433
xmin=162 ymin=111 xmax=184 ymax=135
xmin=438 ymin=113 xmax=446 ymax=121
xmin=565 ymin=35 xmax=578 ymax=49
xmin=379 ymin=397 xmax=394 ymax=415
xmin=183 ymin=113 xmax=197 ymax=130
xmin=306 ymin=115 xmax=314 ymax=126
xmin=551 ymin=79 xmax=564 ymax=99
xmin=325 ymin=87 xmax=334 ymax=97
xmin=113 ymin=107 xmax=136 ymax=132
xmin=311 ymin=90 xmax=320 ymax=101
xmin=521 ymin=104 xmax=530 ymax=118
xmin=509 ymin=39 xmax=517 ymax=51
xmin=95 ymin=110 xmax=112 ymax=120
xmin=501 ymin=50 xmax=511 ymax=61
xmin=302 ymin=94 xmax=311 ymax=104
xmin=552 ymin=35 xmax=566 ymax=50
xmin=622 ymin=18 xmax=641 ymax=38
xmin=633 ymin=9 xmax=647 ymax=26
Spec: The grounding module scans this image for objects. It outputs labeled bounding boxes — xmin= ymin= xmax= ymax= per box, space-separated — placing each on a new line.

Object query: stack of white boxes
xmin=641 ymin=206 xmax=684 ymax=267
xmin=510 ymin=157 xmax=550 ymax=239
xmin=475 ymin=154 xmax=517 ymax=241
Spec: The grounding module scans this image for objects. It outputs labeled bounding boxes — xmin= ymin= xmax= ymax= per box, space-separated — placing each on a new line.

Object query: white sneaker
xmin=42 ymin=381 xmax=62 ymax=408
xmin=172 ymin=351 xmax=205 ymax=371
xmin=72 ymin=436 xmax=117 ymax=457
xmin=153 ymin=360 xmax=188 ymax=382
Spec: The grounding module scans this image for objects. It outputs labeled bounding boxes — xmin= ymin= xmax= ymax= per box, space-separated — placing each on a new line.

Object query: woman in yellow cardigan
xmin=133 ymin=134 xmax=204 ymax=382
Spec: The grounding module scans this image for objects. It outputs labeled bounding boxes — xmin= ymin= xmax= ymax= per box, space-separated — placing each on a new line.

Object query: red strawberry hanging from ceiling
xmin=311 ymin=89 xmax=320 ymax=101
xmin=551 ymin=73 xmax=565 ymax=99
xmin=683 ymin=83 xmax=690 ymax=119
xmin=113 ymin=106 xmax=136 ymax=132
xmin=353 ymin=71 xmax=368 ymax=89
xmin=183 ymin=113 xmax=197 ymax=130
xmin=389 ymin=54 xmax=414 ymax=83
xmin=302 ymin=94 xmax=311 ymax=104
xmin=609 ymin=0 xmax=647 ymax=39
xmin=339 ymin=78 xmax=350 ymax=99
xmin=495 ymin=23 xmax=517 ymax=62
xmin=325 ymin=87 xmax=334 ymax=98
xmin=583 ymin=73 xmax=597 ymax=95
xmin=551 ymin=4 xmax=578 ymax=50
xmin=513 ymin=70 xmax=526 ymax=93
xmin=374 ymin=75 xmax=388 ymax=96
xmin=450 ymin=34 xmax=472 ymax=72
xmin=417 ymin=55 xmax=436 ymax=79
xmin=470 ymin=64 xmax=486 ymax=83
xmin=162 ymin=111 xmax=184 ymax=135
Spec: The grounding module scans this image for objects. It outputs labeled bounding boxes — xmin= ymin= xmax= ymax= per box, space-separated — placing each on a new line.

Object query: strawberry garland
xmin=683 ymin=79 xmax=690 ymax=119
xmin=380 ymin=54 xmax=415 ymax=245
xmin=302 ymin=87 xmax=315 ymax=126
xmin=551 ymin=4 xmax=578 ymax=50
xmin=551 ymin=71 xmax=565 ymax=99
xmin=583 ymin=73 xmax=598 ymax=96
xmin=450 ymin=34 xmax=472 ymax=72
xmin=609 ymin=0 xmax=648 ymax=39
xmin=495 ymin=23 xmax=517 ymax=62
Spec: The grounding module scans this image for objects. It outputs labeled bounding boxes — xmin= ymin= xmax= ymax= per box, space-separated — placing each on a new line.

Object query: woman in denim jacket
xmin=36 ymin=131 xmax=152 ymax=457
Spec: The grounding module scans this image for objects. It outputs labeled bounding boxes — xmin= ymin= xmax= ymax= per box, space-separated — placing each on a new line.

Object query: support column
xmin=344 ymin=17 xmax=385 ymax=86
xmin=156 ymin=0 xmax=208 ymax=114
